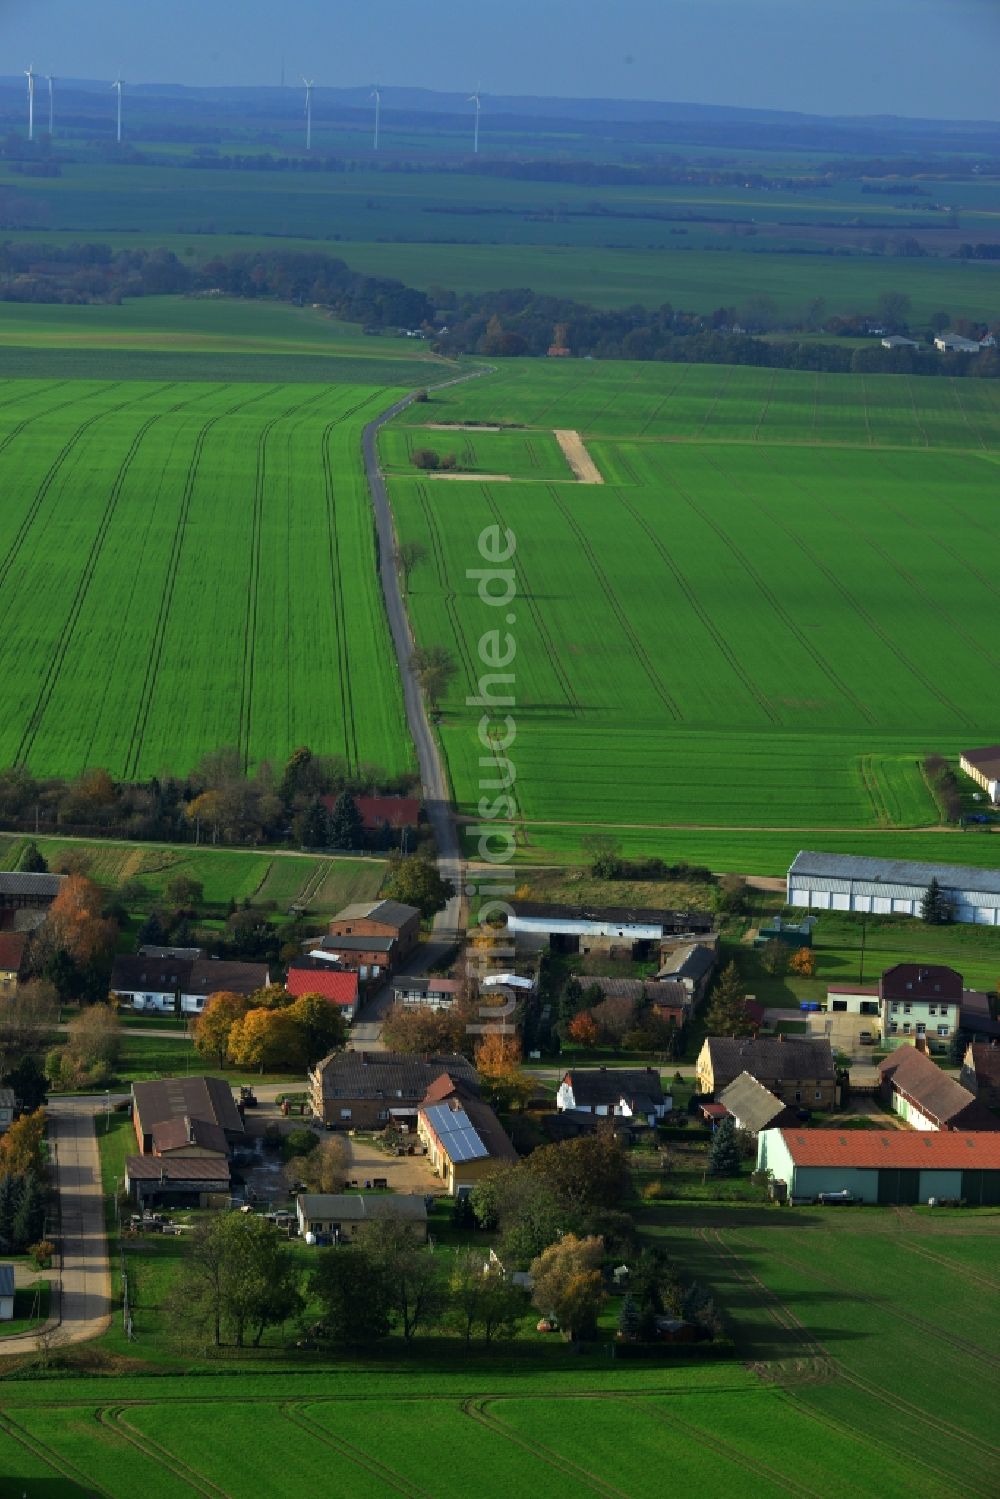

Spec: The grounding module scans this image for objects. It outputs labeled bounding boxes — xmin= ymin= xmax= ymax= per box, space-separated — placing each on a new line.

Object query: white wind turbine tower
xmin=371 ymin=86 xmax=381 ymax=151
xmin=24 ymin=65 xmax=36 ymax=142
xmin=302 ymin=77 xmax=314 ymax=151
xmin=45 ymin=74 xmax=55 ymax=136
xmin=111 ymin=75 xmax=124 ymax=143
xmin=468 ymin=85 xmax=482 ymax=154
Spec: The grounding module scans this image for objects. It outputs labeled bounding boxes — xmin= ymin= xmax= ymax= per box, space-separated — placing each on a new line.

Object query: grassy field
xmin=387 ymin=361 xmax=1000 ymax=864
xmin=0 ymin=378 xmax=411 ymax=779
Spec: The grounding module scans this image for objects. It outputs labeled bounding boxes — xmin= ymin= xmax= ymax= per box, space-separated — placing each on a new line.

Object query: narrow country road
xmin=0 ymin=1098 xmax=111 ymax=1357
xmin=362 ymin=363 xmax=494 ymax=953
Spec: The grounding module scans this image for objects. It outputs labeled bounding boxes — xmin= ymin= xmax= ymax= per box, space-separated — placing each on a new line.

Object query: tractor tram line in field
xmin=101 ymin=1405 xmax=225 ymax=1498
xmin=283 ymin=1403 xmax=432 ymax=1499
xmin=463 ymin=1397 xmax=632 ymax=1499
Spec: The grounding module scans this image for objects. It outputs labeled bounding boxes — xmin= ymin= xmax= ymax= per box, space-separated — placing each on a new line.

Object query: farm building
xmin=786 ymin=850 xmax=1000 ymax=926
xmin=0 ymin=1264 xmax=14 ymax=1321
xmin=654 ymin=942 xmax=717 ymax=1000
xmin=959 ymin=989 xmax=1000 ymax=1041
xmin=961 ymin=1042 xmax=1000 ymax=1107
xmin=757 ymin=1127 xmax=1000 ymax=1205
xmin=0 ymin=871 xmax=64 ymax=931
xmin=507 ymin=900 xmax=712 ymax=956
xmin=318 ymin=899 xmax=421 ymax=974
xmin=697 ymin=1035 xmax=837 ymax=1108
xmin=131 ymin=1076 xmax=245 ymax=1156
xmin=308 ymin=1050 xmax=478 ymax=1129
xmin=417 ymin=1079 xmax=517 ymax=1196
xmin=296 ymin=1193 xmax=428 ymax=1243
xmin=825 ymin=983 xmax=880 ymax=1019
xmin=0 ymin=933 xmax=26 ymax=996
xmin=285 ymin=961 xmax=360 ymax=1022
xmin=880 ymin=963 xmax=960 ymax=1052
xmin=125 ymin=1155 xmax=231 ymax=1208
xmin=881 ymin=335 xmax=919 ymax=350
xmin=959 ymin=746 xmax=1000 ymax=805
xmin=878 ymin=1045 xmax=999 ymax=1131
xmin=556 ymin=1067 xmax=669 ymax=1127
xmin=934 ymin=332 xmax=981 ymax=353
xmin=393 ymin=976 xmax=463 ymax=1010
xmin=717 ymin=1072 xmax=795 ymax=1136
xmin=753 ymin=915 xmax=814 ymax=951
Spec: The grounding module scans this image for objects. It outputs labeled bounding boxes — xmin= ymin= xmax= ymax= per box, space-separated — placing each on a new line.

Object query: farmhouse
xmin=392 ymin=975 xmax=463 ymax=1010
xmin=786 ymin=850 xmax=1000 ymax=926
xmin=717 ymin=1072 xmax=795 ymax=1136
xmin=934 ymin=332 xmax=981 ymax=353
xmin=285 ymin=960 xmax=360 ymax=1022
xmin=110 ymin=954 xmax=192 ymax=1013
xmin=961 ymin=1042 xmax=1000 ymax=1108
xmin=507 ymin=900 xmax=712 ymax=956
xmin=296 ymin=1193 xmax=428 ymax=1243
xmin=757 ymin=1127 xmax=1000 ymax=1205
xmin=131 ymin=1076 xmax=245 ymax=1156
xmin=0 ymin=1264 xmax=14 ymax=1321
xmin=959 ymin=745 xmax=1000 ymax=805
xmin=308 ymin=1049 xmax=478 ymax=1129
xmin=878 ymin=1045 xmax=999 ymax=1131
xmin=417 ymin=1079 xmax=517 ymax=1196
xmin=697 ymin=1035 xmax=837 ymax=1108
xmin=180 ymin=959 xmax=270 ymax=1015
xmin=125 ymin=1155 xmax=231 ymax=1208
xmin=880 ymin=963 xmax=960 ymax=1052
xmin=556 ymin=1067 xmax=669 ymax=1126
xmin=320 ymin=899 xmax=421 ymax=974
xmin=0 ymin=933 xmax=26 ymax=996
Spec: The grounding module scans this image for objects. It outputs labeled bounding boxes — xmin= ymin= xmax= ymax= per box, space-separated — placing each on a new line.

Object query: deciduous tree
xmin=287 ymin=993 xmax=347 ymax=1065
xmin=193 ymin=991 xmax=253 ymax=1068
xmin=227 ymin=1007 xmax=305 ymax=1074
xmin=310 ymin=1244 xmax=392 ymax=1344
xmin=789 ymin=946 xmax=816 ymax=978
xmin=357 ymin=1220 xmax=444 ymax=1341
xmin=567 ymin=1011 xmax=600 ymax=1048
xmin=382 ymin=852 xmax=454 ymax=920
xmin=0 ymin=1108 xmax=46 ymax=1178
xmin=530 ymin=1234 xmax=605 ymax=1341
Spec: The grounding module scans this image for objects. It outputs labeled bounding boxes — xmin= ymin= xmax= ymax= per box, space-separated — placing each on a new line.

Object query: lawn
xmin=0 ymin=1283 xmax=50 ymax=1340
xmin=0 ymin=378 xmax=411 ymax=780
xmin=388 ymin=361 xmax=1000 ymax=868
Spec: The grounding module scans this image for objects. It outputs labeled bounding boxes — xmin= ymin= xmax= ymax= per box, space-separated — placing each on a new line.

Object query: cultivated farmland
xmin=387 ymin=361 xmax=1000 ymax=861
xmin=0 ymin=378 xmax=412 ymax=779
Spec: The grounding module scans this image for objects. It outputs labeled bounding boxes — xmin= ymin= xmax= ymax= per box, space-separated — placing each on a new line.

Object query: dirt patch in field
xmin=554 ymin=429 xmax=604 ymax=484
xmin=421 ymin=471 xmax=512 ymax=481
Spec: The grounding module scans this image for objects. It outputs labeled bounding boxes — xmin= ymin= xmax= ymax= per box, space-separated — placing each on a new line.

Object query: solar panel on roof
xmin=423 ymin=1103 xmax=489 ymax=1162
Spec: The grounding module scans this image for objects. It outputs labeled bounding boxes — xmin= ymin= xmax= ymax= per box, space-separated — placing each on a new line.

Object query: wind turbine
xmin=45 ymin=74 xmax=55 ymax=136
xmin=111 ymin=75 xmax=124 ymax=143
xmin=24 ymin=65 xmax=36 ymax=142
xmin=468 ymin=85 xmax=482 ymax=154
xmin=371 ymin=86 xmax=381 ymax=151
xmin=302 ymin=77 xmax=314 ymax=150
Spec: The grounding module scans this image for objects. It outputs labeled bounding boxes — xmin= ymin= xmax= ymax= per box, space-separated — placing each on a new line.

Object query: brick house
xmin=697 ymin=1035 xmax=838 ymax=1110
xmin=308 ymin=1049 xmax=478 ymax=1129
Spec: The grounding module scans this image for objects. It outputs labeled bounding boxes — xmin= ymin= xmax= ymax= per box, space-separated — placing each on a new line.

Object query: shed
xmin=758 ymin=1127 xmax=1000 ymax=1205
xmin=296 ymin=1192 xmax=428 ymax=1242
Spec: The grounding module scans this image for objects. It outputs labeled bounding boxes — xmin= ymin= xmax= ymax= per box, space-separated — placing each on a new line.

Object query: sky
xmin=1 ymin=0 xmax=998 ymax=121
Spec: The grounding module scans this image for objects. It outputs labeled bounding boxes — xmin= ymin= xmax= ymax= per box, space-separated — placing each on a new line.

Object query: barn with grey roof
xmin=787 ymin=850 xmax=1000 ymax=927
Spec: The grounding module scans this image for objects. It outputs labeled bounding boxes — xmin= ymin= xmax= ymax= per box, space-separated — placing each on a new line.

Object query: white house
xmin=0 ymin=1263 xmax=13 ymax=1321
xmin=556 ymin=1067 xmax=669 ymax=1126
xmin=934 ymin=332 xmax=981 ymax=353
xmin=392 ymin=976 xmax=463 ymax=1009
xmin=109 ymin=955 xmax=189 ymax=1013
xmin=787 ymin=850 xmax=1000 ymax=927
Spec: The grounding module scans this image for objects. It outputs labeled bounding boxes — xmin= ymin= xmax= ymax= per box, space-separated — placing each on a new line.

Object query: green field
xmin=386 ymin=361 xmax=1000 ymax=864
xmin=0 ymin=377 xmax=411 ymax=779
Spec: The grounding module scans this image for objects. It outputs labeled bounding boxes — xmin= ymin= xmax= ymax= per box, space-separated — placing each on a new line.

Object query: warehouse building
xmin=787 ymin=850 xmax=1000 ymax=926
xmin=758 ymin=1127 xmax=1000 ymax=1205
xmin=960 ymin=746 xmax=1000 ymax=805
xmin=507 ymin=901 xmax=712 ymax=956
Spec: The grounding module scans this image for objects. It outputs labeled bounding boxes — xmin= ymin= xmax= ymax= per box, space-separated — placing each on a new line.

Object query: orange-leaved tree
xmin=193 ymin=991 xmax=254 ymax=1068
xmin=567 ymin=1011 xmax=601 ymax=1049
xmin=0 ymin=1107 xmax=47 ymax=1177
xmin=227 ymin=1008 xmax=306 ymax=1074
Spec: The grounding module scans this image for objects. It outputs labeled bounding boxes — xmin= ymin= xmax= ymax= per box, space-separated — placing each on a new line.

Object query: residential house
xmin=556 ymin=1067 xmax=669 ymax=1126
xmin=417 ymin=1077 xmax=517 ymax=1196
xmin=0 ymin=1264 xmax=14 ymax=1321
xmin=110 ymin=954 xmax=192 ymax=1014
xmin=286 ymin=960 xmax=360 ymax=1023
xmin=696 ymin=1035 xmax=837 ymax=1109
xmin=125 ymin=1155 xmax=231 ymax=1208
xmin=308 ymin=1049 xmax=478 ymax=1129
xmin=717 ymin=1072 xmax=795 ymax=1136
xmin=138 ymin=945 xmax=204 ymax=961
xmin=654 ymin=942 xmax=717 ymax=1001
xmin=0 ymin=1088 xmax=15 ymax=1135
xmin=878 ymin=1045 xmax=999 ymax=1131
xmin=131 ymin=1075 xmax=245 ymax=1156
xmin=880 ymin=963 xmax=960 ymax=1053
xmin=0 ymin=933 xmax=26 ymax=997
xmin=934 ymin=332 xmax=981 ymax=353
xmin=825 ymin=983 xmax=881 ymax=1021
xmin=180 ymin=958 xmax=270 ymax=1016
xmin=786 ymin=849 xmax=1000 ymax=927
xmin=959 ymin=746 xmax=1000 ymax=805
xmin=393 ymin=975 xmax=463 ymax=1010
xmin=757 ymin=1127 xmax=1000 ymax=1205
xmin=320 ymin=899 xmax=421 ymax=974
xmin=296 ymin=1192 xmax=428 ymax=1243
xmin=961 ymin=1042 xmax=1000 ymax=1110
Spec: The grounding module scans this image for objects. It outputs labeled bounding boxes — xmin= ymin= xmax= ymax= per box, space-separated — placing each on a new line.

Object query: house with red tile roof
xmin=758 ymin=1127 xmax=1000 ymax=1205
xmin=286 ymin=961 xmax=360 ymax=1022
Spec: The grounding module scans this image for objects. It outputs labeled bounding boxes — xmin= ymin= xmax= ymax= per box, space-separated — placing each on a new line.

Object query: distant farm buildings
xmin=934 ymin=332 xmax=983 ymax=354
xmin=507 ymin=901 xmax=713 ymax=958
xmin=787 ymin=850 xmax=1000 ymax=927
xmin=960 ymin=745 xmax=1000 ymax=805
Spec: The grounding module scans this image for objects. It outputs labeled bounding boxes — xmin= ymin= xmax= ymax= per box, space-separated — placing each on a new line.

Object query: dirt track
xmin=554 ymin=429 xmax=604 ymax=484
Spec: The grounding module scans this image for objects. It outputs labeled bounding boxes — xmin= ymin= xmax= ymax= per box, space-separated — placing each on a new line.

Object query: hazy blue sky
xmin=1 ymin=0 xmax=998 ymax=120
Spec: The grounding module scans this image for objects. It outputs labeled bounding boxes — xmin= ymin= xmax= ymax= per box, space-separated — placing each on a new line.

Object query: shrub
xmin=410 ymin=447 xmax=440 ymax=470
xmin=282 ymin=1127 xmax=319 ymax=1160
xmin=29 ymin=1239 xmax=54 ymax=1268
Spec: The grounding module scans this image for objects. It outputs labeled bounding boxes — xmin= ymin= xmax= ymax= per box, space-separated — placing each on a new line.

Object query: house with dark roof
xmin=697 ymin=1035 xmax=837 ymax=1109
xmin=959 ymin=990 xmax=1000 ymax=1041
xmin=880 ymin=964 xmax=962 ymax=1054
xmin=110 ymin=954 xmax=192 ymax=1014
xmin=125 ymin=1155 xmax=231 ymax=1208
xmin=322 ymin=899 xmax=421 ymax=973
xmin=717 ymin=1072 xmax=795 ymax=1136
xmin=758 ymin=1127 xmax=1000 ymax=1205
xmin=0 ymin=871 xmax=64 ymax=912
xmin=131 ymin=1076 xmax=245 ymax=1156
xmin=286 ymin=960 xmax=360 ymax=1021
xmin=961 ymin=1042 xmax=1000 ymax=1110
xmin=417 ymin=1078 xmax=517 ymax=1196
xmin=654 ymin=942 xmax=717 ymax=1001
xmin=879 ymin=1045 xmax=999 ymax=1132
xmin=296 ymin=1192 xmax=428 ymax=1242
xmin=556 ymin=1067 xmax=669 ymax=1127
xmin=308 ymin=1049 xmax=478 ymax=1129
xmin=960 ymin=746 xmax=1000 ymax=805
xmin=0 ymin=933 xmax=26 ymax=997
xmin=180 ymin=959 xmax=270 ymax=1016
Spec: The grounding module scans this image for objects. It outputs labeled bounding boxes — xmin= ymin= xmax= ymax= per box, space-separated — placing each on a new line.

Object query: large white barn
xmin=786 ymin=850 xmax=1000 ymax=927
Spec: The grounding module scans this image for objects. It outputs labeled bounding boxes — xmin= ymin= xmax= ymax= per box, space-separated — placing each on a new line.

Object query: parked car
xmin=859 ymin=1031 xmax=875 ymax=1045
xmin=818 ymin=1189 xmax=856 ymax=1205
